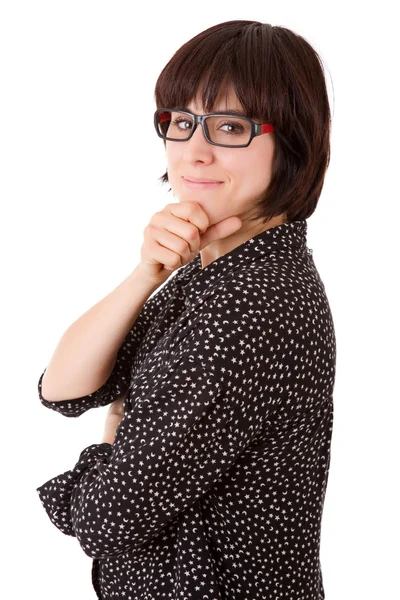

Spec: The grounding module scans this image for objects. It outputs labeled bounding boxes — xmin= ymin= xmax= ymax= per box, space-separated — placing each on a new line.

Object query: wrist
xmin=130 ymin=264 xmax=164 ymax=292
xmin=101 ymin=437 xmax=115 ymax=445
xmin=102 ymin=413 xmax=123 ymax=445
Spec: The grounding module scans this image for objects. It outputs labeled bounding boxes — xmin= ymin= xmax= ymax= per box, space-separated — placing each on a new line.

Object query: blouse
xmin=36 ymin=218 xmax=336 ymax=600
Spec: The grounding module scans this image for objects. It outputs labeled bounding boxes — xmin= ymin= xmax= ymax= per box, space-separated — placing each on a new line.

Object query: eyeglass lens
xmin=156 ymin=110 xmax=251 ymax=146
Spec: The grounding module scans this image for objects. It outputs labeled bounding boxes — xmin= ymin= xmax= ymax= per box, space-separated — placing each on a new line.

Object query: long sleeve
xmin=36 ymin=283 xmax=290 ymax=559
xmin=36 ymin=443 xmax=113 ymax=536
xmin=36 ymin=354 xmax=268 ymax=559
xmin=37 ymin=271 xmax=183 ymax=418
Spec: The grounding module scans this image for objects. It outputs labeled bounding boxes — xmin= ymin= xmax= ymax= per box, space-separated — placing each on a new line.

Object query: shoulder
xmin=188 ymin=256 xmax=306 ymax=327
xmin=176 ymin=260 xmax=305 ymax=382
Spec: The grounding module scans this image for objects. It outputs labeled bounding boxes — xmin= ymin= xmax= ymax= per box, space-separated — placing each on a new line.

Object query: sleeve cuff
xmin=36 ymin=443 xmax=113 ymax=537
xmin=37 ymin=367 xmax=129 ymax=418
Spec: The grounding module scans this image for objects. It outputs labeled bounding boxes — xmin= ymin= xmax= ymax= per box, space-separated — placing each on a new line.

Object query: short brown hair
xmin=154 ymin=20 xmax=332 ymax=224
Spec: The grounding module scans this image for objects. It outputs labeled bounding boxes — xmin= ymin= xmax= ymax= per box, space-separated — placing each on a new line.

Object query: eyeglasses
xmin=154 ymin=108 xmax=275 ymax=148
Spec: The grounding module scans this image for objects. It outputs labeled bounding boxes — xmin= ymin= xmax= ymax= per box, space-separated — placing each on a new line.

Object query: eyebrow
xmin=181 ymin=107 xmax=246 ymax=116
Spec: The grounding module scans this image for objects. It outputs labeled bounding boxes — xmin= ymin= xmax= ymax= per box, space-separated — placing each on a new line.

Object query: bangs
xmin=154 ymin=21 xmax=281 ymax=125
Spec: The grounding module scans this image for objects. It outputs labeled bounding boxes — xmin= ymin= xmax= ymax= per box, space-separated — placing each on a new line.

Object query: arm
xmin=38 ymin=266 xmax=179 ymax=417
xmin=36 ymin=282 xmax=291 ymax=558
xmin=36 ymin=353 xmax=264 ymax=557
xmin=100 ymin=392 xmax=126 ymax=445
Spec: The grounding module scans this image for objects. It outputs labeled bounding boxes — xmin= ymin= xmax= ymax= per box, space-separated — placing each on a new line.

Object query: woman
xmin=36 ymin=20 xmax=335 ymax=599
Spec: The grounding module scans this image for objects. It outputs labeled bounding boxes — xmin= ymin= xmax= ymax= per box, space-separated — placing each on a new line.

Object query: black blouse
xmin=36 ymin=219 xmax=336 ymax=600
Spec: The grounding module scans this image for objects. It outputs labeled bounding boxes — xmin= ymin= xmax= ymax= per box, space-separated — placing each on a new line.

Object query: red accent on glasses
xmin=159 ymin=112 xmax=171 ymax=124
xmin=261 ymin=124 xmax=275 ymax=133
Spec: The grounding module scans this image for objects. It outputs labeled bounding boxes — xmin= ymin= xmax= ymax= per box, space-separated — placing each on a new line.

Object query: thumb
xmin=199 ymin=216 xmax=243 ymax=248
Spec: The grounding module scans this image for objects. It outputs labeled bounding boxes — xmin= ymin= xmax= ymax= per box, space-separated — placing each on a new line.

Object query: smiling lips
xmin=183 ymin=177 xmax=223 ymax=190
xmin=182 ymin=176 xmax=223 ymax=189
xmin=183 ymin=176 xmax=222 ymax=183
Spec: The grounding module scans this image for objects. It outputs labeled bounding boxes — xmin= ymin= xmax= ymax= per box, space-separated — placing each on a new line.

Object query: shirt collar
xmin=174 ymin=218 xmax=308 ymax=306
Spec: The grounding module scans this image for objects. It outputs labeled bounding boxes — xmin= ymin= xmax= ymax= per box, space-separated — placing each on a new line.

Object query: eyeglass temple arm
xmin=260 ymin=123 xmax=275 ymax=134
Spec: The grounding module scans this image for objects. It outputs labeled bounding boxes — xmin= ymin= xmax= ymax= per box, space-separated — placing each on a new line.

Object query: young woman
xmin=37 ymin=20 xmax=335 ymax=600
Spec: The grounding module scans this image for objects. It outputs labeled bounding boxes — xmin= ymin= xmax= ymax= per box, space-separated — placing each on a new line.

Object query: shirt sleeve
xmin=36 ymin=284 xmax=288 ymax=559
xmin=37 ymin=272 xmax=181 ymax=418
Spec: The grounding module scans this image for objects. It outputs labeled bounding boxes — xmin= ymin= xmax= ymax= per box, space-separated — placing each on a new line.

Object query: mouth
xmin=182 ymin=176 xmax=223 ymax=189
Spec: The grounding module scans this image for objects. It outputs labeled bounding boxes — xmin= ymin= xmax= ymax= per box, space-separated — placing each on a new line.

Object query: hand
xmin=101 ymin=395 xmax=125 ymax=445
xmin=136 ymin=200 xmax=243 ymax=287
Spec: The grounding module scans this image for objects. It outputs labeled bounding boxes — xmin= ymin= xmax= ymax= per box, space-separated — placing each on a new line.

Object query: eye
xmin=219 ymin=121 xmax=245 ymax=134
xmin=172 ymin=117 xmax=192 ymax=130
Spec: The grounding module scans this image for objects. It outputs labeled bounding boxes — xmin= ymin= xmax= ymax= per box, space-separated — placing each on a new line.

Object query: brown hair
xmin=154 ymin=20 xmax=332 ymax=224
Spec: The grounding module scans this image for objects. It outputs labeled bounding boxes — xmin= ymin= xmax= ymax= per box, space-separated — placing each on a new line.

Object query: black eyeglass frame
xmin=154 ymin=108 xmax=276 ymax=149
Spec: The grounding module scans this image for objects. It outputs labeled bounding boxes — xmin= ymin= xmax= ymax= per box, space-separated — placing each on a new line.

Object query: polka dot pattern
xmin=36 ymin=219 xmax=336 ymax=599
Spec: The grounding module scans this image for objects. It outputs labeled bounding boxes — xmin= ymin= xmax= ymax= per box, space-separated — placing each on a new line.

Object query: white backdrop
xmin=1 ymin=1 xmax=399 ymax=598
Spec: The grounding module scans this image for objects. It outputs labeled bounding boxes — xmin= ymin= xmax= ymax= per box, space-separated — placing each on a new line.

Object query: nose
xmin=183 ymin=119 xmax=214 ymax=161
xmin=190 ymin=119 xmax=209 ymax=142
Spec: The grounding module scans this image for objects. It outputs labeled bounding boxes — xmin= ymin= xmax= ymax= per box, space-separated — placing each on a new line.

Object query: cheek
xmin=165 ymin=144 xmax=181 ymax=168
xmin=241 ymin=150 xmax=272 ymax=187
xmin=225 ymin=152 xmax=265 ymax=186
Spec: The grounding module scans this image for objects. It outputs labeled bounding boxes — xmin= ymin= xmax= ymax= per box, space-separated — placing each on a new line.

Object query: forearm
xmin=41 ymin=266 xmax=160 ymax=402
xmin=101 ymin=413 xmax=123 ymax=444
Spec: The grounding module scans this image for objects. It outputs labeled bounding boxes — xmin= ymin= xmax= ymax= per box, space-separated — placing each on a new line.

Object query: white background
xmin=1 ymin=1 xmax=399 ymax=598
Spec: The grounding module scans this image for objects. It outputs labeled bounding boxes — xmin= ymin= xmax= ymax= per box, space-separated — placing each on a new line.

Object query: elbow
xmin=76 ymin=535 xmax=130 ymax=560
xmin=75 ymin=522 xmax=155 ymax=559
xmin=75 ymin=527 xmax=111 ymax=560
xmin=39 ymin=398 xmax=85 ymax=418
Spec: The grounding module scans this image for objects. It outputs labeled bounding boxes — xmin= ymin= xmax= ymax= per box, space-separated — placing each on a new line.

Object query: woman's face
xmin=165 ymin=86 xmax=276 ymax=228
